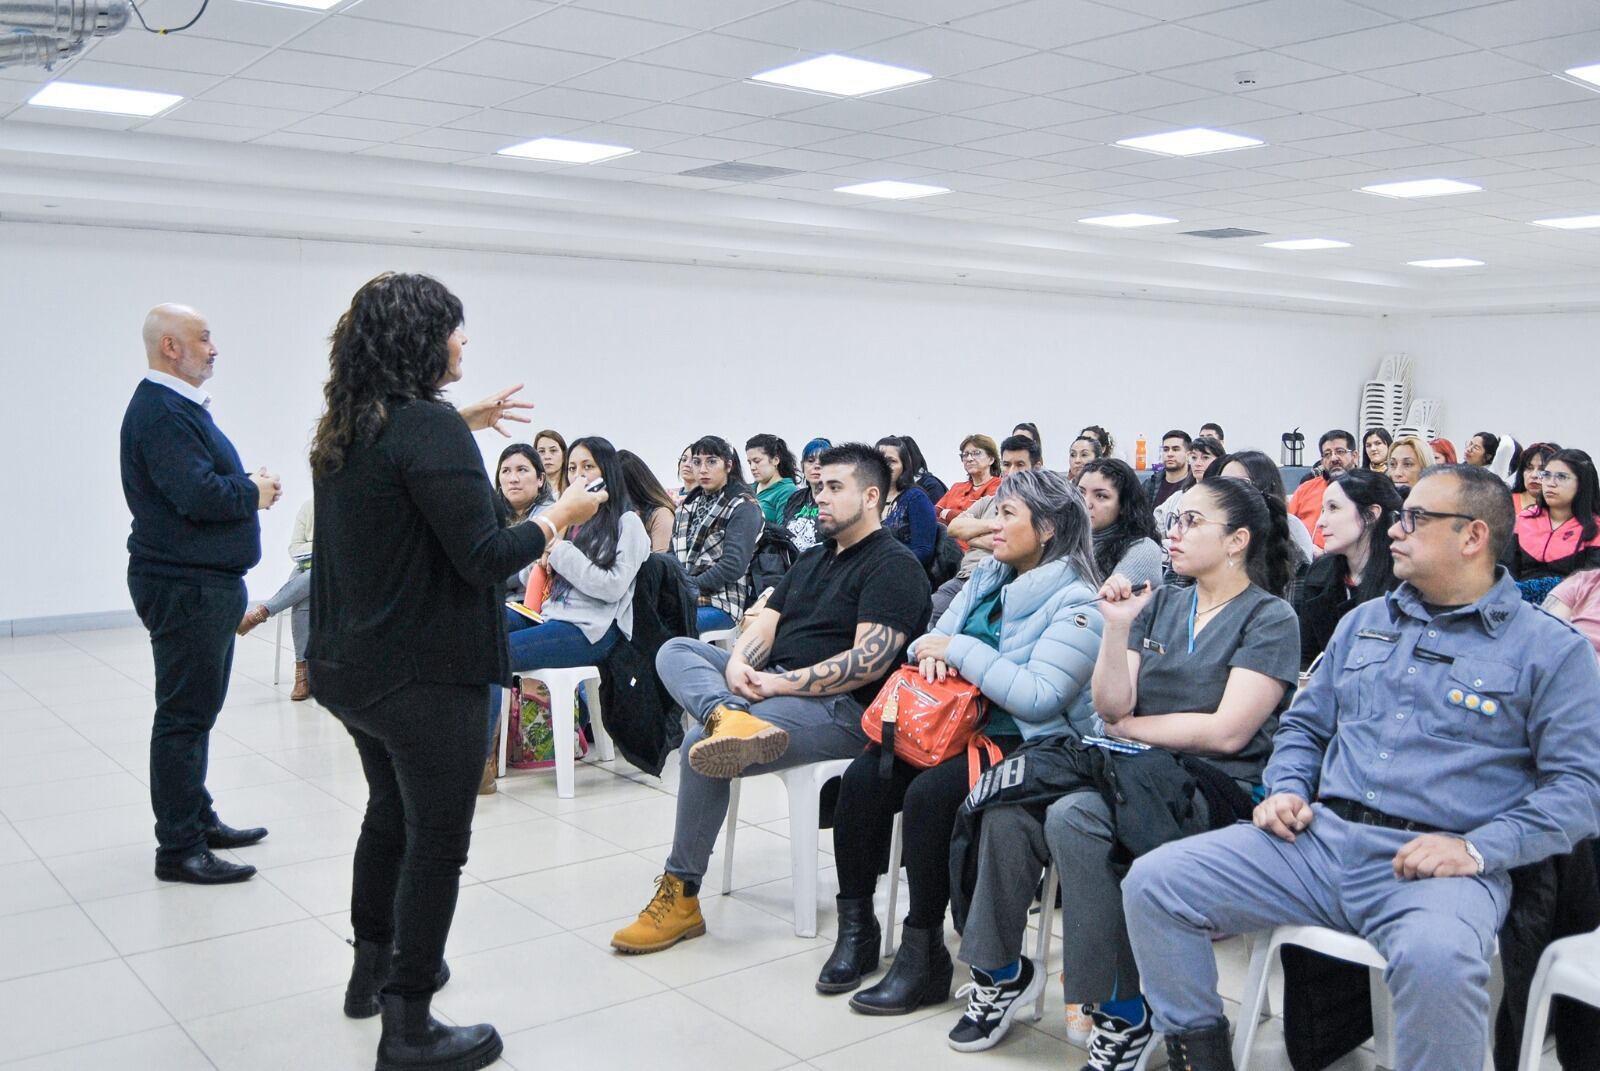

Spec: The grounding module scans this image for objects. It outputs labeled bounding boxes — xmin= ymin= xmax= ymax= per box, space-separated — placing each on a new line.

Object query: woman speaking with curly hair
xmin=306 ymin=272 xmax=604 ymax=1070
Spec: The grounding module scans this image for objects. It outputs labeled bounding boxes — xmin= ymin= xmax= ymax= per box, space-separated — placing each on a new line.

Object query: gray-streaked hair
xmin=995 ymin=469 xmax=1102 ymax=587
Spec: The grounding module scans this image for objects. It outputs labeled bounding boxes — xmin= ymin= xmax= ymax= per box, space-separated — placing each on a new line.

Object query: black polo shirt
xmin=767 ymin=527 xmax=932 ymax=707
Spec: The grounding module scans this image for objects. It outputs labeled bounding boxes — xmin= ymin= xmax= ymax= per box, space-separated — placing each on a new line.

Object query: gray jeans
xmin=263 ymin=565 xmax=311 ymax=661
xmin=655 ymin=637 xmax=868 ymax=884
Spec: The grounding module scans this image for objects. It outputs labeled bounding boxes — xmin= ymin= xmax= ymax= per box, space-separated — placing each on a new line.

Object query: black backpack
xmin=747 ymin=522 xmax=800 ymax=607
xmin=927 ymin=522 xmax=964 ymax=588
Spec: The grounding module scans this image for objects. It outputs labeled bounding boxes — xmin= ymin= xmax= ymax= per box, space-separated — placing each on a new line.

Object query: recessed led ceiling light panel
xmin=1531 ymin=214 xmax=1600 ymax=229
xmin=27 ymin=81 xmax=181 ymax=117
xmin=750 ymin=54 xmax=931 ymax=97
xmin=497 ymin=137 xmax=635 ymax=163
xmin=1079 ymin=213 xmax=1179 ymax=227
xmin=1114 ymin=128 xmax=1263 ymax=157
xmin=1262 ymin=238 xmax=1351 ymax=250
xmin=1560 ymin=63 xmax=1600 ymax=89
xmin=835 ymin=180 xmax=950 ymax=199
xmin=1408 ymin=258 xmax=1484 ymax=268
xmin=1359 ymin=178 xmax=1482 ymax=198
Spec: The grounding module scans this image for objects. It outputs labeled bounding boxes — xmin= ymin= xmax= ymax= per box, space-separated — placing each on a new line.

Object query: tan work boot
xmin=291 ymin=661 xmax=311 ymax=702
xmin=687 ymin=705 xmax=789 ymax=778
xmin=610 ymin=874 xmax=706 ymax=954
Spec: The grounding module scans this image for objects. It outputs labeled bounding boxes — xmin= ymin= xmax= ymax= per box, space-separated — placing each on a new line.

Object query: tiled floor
xmin=0 ymin=626 xmax=1525 ymax=1069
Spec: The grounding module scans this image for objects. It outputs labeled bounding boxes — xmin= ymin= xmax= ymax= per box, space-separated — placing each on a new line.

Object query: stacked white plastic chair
xmin=1356 ymin=352 xmax=1413 ymax=438
xmin=1396 ymin=397 xmax=1444 ymax=444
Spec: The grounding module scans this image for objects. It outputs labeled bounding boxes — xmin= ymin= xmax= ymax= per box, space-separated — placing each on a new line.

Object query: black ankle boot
xmin=345 ymin=940 xmax=395 ymax=1019
xmin=346 ymin=941 xmax=453 ymax=1018
xmin=376 ymin=992 xmax=502 ymax=1071
xmin=816 ymin=897 xmax=882 ymax=994
xmin=849 ymin=921 xmax=954 ymax=1015
xmin=1164 ymin=1019 xmax=1235 ymax=1071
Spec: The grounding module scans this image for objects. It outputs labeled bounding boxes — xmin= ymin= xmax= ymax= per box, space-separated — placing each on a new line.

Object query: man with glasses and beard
xmin=1289 ymin=429 xmax=1358 ymax=549
xmin=612 ymin=443 xmax=932 ymax=956
xmin=1122 ymin=464 xmax=1600 ymax=1071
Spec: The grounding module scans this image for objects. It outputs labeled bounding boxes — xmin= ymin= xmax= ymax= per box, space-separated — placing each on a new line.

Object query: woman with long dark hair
xmin=675 ymin=434 xmax=763 ymax=632
xmin=1512 ymin=441 xmax=1560 ymax=513
xmin=1075 ymin=458 xmax=1163 ymax=590
xmin=1066 ymin=434 xmax=1101 ymax=483
xmin=534 ymin=429 xmax=569 ymax=493
xmin=494 ymin=442 xmax=553 ymax=529
xmin=1217 ymin=450 xmax=1314 ymax=584
xmin=1464 ymin=431 xmax=1500 ymax=469
xmin=1293 ymin=469 xmax=1403 ymax=667
xmin=618 ymin=449 xmax=677 ymax=552
xmin=877 ymin=435 xmax=939 ymax=569
xmin=1511 ymin=448 xmax=1600 ymax=600
xmin=307 ymin=273 xmax=603 ymax=1068
xmin=746 ymin=433 xmax=801 ymax=523
xmin=901 ymin=434 xmax=949 ymax=503
xmin=1361 ymin=428 xmax=1392 ymax=473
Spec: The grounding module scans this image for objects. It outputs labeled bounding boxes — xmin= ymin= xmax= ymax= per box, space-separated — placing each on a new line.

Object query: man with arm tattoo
xmin=612 ymin=443 xmax=932 ymax=955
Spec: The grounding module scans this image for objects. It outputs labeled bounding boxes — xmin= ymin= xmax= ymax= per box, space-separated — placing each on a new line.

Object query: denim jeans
xmin=128 ymin=575 xmax=246 ymax=861
xmin=696 ymin=606 xmax=735 ymax=633
xmin=486 ymin=619 xmax=621 ymax=757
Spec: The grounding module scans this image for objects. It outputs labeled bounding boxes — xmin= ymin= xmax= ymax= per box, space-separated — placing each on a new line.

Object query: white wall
xmin=2 ymin=220 xmax=1405 ymax=622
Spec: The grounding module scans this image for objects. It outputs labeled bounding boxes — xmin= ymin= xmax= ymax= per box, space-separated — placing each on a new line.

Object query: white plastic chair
xmin=721 ymin=757 xmax=854 ymax=938
xmin=1235 ymin=924 xmax=1500 ymax=1071
xmin=498 ymin=666 xmax=613 ymax=799
xmin=272 ymin=613 xmax=285 ymax=685
xmin=1517 ymin=931 xmax=1600 ymax=1070
xmin=700 ymin=627 xmax=739 ymax=651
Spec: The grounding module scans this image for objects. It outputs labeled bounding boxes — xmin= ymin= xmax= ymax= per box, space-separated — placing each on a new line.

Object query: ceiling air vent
xmin=678 ymin=162 xmax=801 ymax=182
xmin=1181 ymin=227 xmax=1269 ymax=239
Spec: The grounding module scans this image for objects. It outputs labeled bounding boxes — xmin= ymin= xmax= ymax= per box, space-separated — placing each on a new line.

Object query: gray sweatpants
xmin=958 ymin=792 xmax=1147 ymax=1005
xmin=656 ymin=638 xmax=869 ymax=884
xmin=1123 ymin=804 xmax=1510 ymax=1070
xmin=263 ymin=566 xmax=311 ymax=661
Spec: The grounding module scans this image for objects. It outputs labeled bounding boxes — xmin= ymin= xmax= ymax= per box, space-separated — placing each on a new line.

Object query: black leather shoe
xmin=376 ymin=992 xmax=501 ymax=1071
xmin=816 ymin=896 xmax=881 ymax=993
xmin=204 ymin=822 xmax=269 ymax=849
xmin=850 ymin=921 xmax=953 ymax=1015
xmin=155 ymin=849 xmax=256 ymax=885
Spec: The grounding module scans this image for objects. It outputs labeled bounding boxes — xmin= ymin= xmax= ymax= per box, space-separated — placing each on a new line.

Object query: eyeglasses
xmin=1166 ymin=510 xmax=1227 ymax=535
xmin=689 ymin=457 xmax=724 ymax=470
xmin=1535 ymin=470 xmax=1575 ymax=485
xmin=1321 ymin=447 xmax=1354 ymax=461
xmin=959 ymin=450 xmax=988 ymax=461
xmin=1390 ymin=507 xmax=1476 ymax=534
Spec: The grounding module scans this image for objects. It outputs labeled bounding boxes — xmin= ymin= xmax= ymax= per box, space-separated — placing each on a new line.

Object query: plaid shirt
xmin=673 ymin=487 xmax=758 ymax=620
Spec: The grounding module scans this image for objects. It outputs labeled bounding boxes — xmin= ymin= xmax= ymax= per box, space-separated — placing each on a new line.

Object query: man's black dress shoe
xmin=155 ymin=850 xmax=257 ymax=885
xmin=204 ymin=822 xmax=269 ymax=849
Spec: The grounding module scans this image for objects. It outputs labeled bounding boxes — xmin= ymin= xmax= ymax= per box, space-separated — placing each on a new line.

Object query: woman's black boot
xmin=816 ymin=896 xmax=882 ymax=993
xmin=376 ymin=993 xmax=502 ymax=1071
xmin=849 ymin=921 xmax=954 ymax=1015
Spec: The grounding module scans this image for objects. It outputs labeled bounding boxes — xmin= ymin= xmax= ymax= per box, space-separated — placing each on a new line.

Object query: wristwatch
xmin=1462 ymin=839 xmax=1486 ymax=875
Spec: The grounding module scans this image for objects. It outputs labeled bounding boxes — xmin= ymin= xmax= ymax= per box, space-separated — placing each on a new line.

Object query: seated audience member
xmin=1362 ymin=428 xmax=1391 ymax=473
xmin=493 ymin=443 xmax=555 ymax=601
xmin=674 ymin=435 xmax=763 ymax=633
xmin=937 ymin=435 xmax=1003 ymax=528
xmin=946 ymin=476 xmax=1298 ymax=1058
xmin=1066 ymin=434 xmax=1102 ymax=483
xmin=902 ymin=435 xmax=949 ymax=503
xmin=237 ymin=498 xmax=315 ymax=700
xmin=746 ymin=434 xmax=801 ymax=524
xmin=1076 ymin=458 xmax=1164 ymax=591
xmin=1288 ymin=429 xmax=1357 ymax=548
xmin=611 ymin=444 xmax=931 ymax=954
xmin=781 ymin=438 xmax=832 ymax=554
xmin=1386 ymin=435 xmax=1436 ymax=496
xmin=1012 ymin=421 xmax=1041 ymax=446
xmin=1123 ymin=464 xmax=1600 ymax=1071
xmin=1465 ymin=431 xmax=1500 ymax=469
xmin=1512 ymin=441 xmax=1560 ymax=513
xmin=507 ymin=438 xmax=649 ymax=675
xmin=1188 ymin=436 xmax=1225 ymax=482
xmin=934 ymin=437 xmax=1041 ymax=642
xmin=1081 ymin=425 xmax=1115 ymax=460
xmin=1144 ymin=430 xmax=1194 ymax=518
xmin=877 ymin=436 xmax=939 ymax=569
xmin=618 ymin=449 xmax=677 ymax=552
xmin=672 ymin=446 xmax=695 ymax=507
xmin=1293 ymin=470 xmax=1403 ymax=667
xmin=534 ymin=429 xmax=569 ymax=494
xmin=1509 ymin=448 xmax=1600 ymax=602
xmin=822 ymin=470 xmax=1104 ymax=1012
xmin=1199 ymin=422 xmax=1225 ymax=449
xmin=1217 ymin=451 xmax=1315 ymax=582
xmin=1546 ymin=568 xmax=1600 ymax=659
xmin=1432 ymin=438 xmax=1459 ymax=465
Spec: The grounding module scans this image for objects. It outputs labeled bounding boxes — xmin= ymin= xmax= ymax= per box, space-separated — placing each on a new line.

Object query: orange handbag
xmin=861 ymin=666 xmax=1002 ymax=786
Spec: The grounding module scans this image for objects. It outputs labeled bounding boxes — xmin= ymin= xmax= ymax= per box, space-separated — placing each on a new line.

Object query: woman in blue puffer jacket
xmin=817 ymin=469 xmax=1104 ymax=1014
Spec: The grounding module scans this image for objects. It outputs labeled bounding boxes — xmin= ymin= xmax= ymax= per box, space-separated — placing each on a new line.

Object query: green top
xmin=756 ymin=479 xmax=800 ymax=524
xmin=959 ymin=585 xmax=1019 ymax=738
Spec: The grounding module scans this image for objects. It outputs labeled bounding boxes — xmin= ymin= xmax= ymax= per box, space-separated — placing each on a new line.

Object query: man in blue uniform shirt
xmin=121 ymin=304 xmax=282 ymax=884
xmin=1123 ymin=464 xmax=1600 ymax=1071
